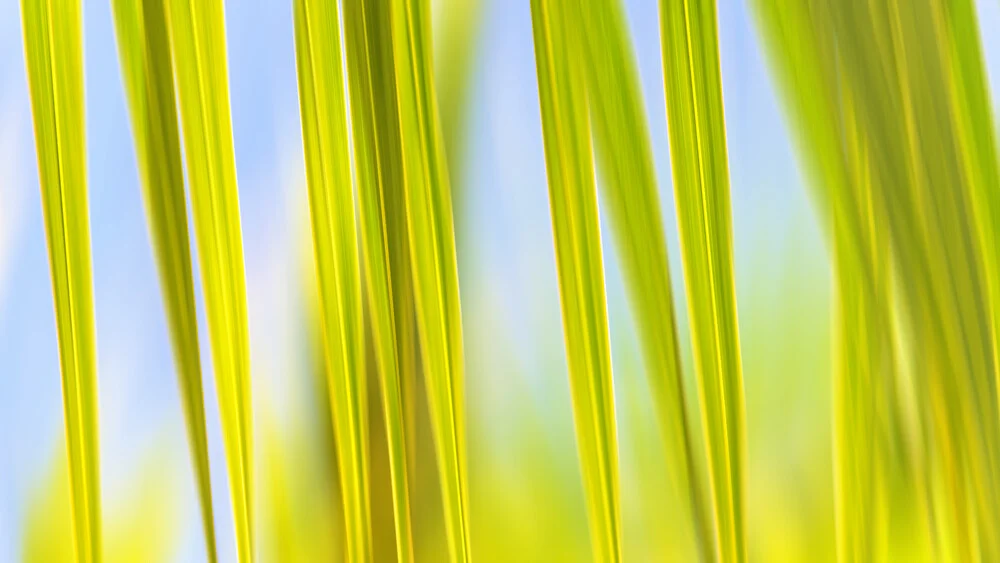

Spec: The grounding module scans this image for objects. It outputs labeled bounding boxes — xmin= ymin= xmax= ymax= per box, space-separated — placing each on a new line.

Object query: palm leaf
xmin=658 ymin=1 xmax=747 ymax=561
xmin=436 ymin=0 xmax=485 ymax=218
xmin=341 ymin=0 xmax=416 ymax=560
xmin=292 ymin=0 xmax=370 ymax=560
xmin=163 ymin=0 xmax=254 ymax=559
xmin=390 ymin=0 xmax=471 ymax=560
xmin=753 ymin=0 xmax=1000 ymax=559
xmin=529 ymin=0 xmax=622 ymax=559
xmin=576 ymin=0 xmax=711 ymax=557
xmin=20 ymin=1 xmax=101 ymax=560
xmin=748 ymin=5 xmax=907 ymax=560
xmin=109 ymin=0 xmax=216 ymax=558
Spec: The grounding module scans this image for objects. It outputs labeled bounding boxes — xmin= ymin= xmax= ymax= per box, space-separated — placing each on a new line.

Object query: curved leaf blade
xmin=164 ymin=0 xmax=254 ymax=559
xmin=110 ymin=1 xmax=216 ymax=558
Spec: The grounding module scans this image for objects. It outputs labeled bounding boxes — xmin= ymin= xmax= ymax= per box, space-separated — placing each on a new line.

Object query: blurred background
xmin=2 ymin=0 xmax=1000 ymax=561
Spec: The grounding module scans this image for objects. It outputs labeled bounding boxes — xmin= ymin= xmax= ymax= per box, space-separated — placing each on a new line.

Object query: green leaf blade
xmin=435 ymin=0 xmax=485 ymax=219
xmin=164 ymin=0 xmax=254 ymax=559
xmin=577 ymin=0 xmax=711 ymax=557
xmin=659 ymin=1 xmax=747 ymax=561
xmin=342 ymin=0 xmax=416 ymax=560
xmin=110 ymin=0 xmax=216 ymax=559
xmin=390 ymin=0 xmax=471 ymax=560
xmin=292 ymin=0 xmax=370 ymax=560
xmin=20 ymin=0 xmax=101 ymax=560
xmin=529 ymin=0 xmax=623 ymax=560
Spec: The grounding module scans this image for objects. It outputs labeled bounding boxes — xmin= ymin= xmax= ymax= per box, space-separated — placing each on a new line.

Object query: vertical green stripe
xmin=20 ymin=1 xmax=101 ymax=561
xmin=292 ymin=0 xmax=370 ymax=560
xmin=165 ymin=0 xmax=255 ymax=559
xmin=390 ymin=0 xmax=471 ymax=560
xmin=660 ymin=0 xmax=747 ymax=561
xmin=530 ymin=0 xmax=622 ymax=559
xmin=577 ymin=0 xmax=712 ymax=557
xmin=342 ymin=0 xmax=415 ymax=559
xmin=110 ymin=0 xmax=216 ymax=558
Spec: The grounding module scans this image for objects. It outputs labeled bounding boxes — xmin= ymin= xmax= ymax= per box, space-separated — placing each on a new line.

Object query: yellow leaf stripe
xmin=164 ymin=0 xmax=254 ymax=559
xmin=292 ymin=0 xmax=370 ymax=560
xmin=20 ymin=1 xmax=101 ymax=561
xmin=530 ymin=0 xmax=622 ymax=560
xmin=110 ymin=0 xmax=216 ymax=558
xmin=659 ymin=0 xmax=747 ymax=561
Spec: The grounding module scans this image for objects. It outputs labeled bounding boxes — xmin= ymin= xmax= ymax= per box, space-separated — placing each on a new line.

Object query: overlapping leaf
xmin=341 ymin=0 xmax=416 ymax=560
xmin=390 ymin=0 xmax=471 ymax=560
xmin=110 ymin=0 xmax=215 ymax=558
xmin=164 ymin=1 xmax=254 ymax=559
xmin=292 ymin=0 xmax=370 ymax=560
xmin=753 ymin=0 xmax=1000 ymax=560
xmin=576 ymin=0 xmax=710 ymax=557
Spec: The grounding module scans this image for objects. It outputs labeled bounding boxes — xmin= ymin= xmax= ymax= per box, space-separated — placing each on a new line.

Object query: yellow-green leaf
xmin=342 ymin=0 xmax=415 ymax=560
xmin=659 ymin=1 xmax=747 ymax=561
xmin=747 ymin=7 xmax=905 ymax=560
xmin=20 ymin=1 xmax=101 ymax=561
xmin=164 ymin=0 xmax=254 ymax=559
xmin=390 ymin=0 xmax=471 ymax=560
xmin=576 ymin=0 xmax=710 ymax=557
xmin=529 ymin=0 xmax=622 ymax=560
xmin=435 ymin=0 xmax=485 ymax=216
xmin=752 ymin=0 xmax=1000 ymax=560
xmin=110 ymin=0 xmax=216 ymax=558
xmin=292 ymin=0 xmax=370 ymax=560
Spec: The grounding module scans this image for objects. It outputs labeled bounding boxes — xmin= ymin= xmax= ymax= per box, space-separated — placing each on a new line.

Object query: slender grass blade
xmin=164 ymin=0 xmax=254 ymax=559
xmin=390 ymin=0 xmax=471 ymax=560
xmin=576 ymin=0 xmax=711 ymax=557
xmin=341 ymin=0 xmax=416 ymax=559
xmin=529 ymin=0 xmax=622 ymax=560
xmin=292 ymin=0 xmax=370 ymax=560
xmin=20 ymin=1 xmax=101 ymax=560
xmin=109 ymin=1 xmax=216 ymax=558
xmin=658 ymin=1 xmax=747 ymax=561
